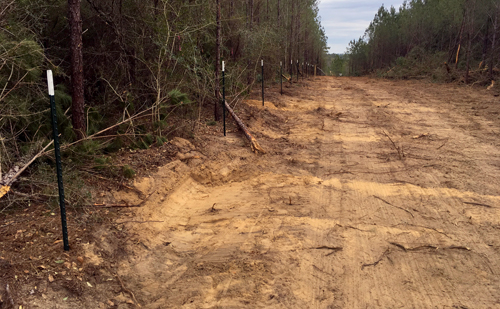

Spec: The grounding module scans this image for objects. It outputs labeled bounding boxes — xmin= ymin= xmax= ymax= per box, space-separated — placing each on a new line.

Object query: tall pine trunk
xmin=68 ymin=0 xmax=85 ymax=139
xmin=490 ymin=11 xmax=498 ymax=80
xmin=277 ymin=0 xmax=280 ymax=26
xmin=481 ymin=18 xmax=489 ymax=68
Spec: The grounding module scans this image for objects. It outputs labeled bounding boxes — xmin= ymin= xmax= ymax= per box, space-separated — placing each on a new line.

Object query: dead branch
xmin=116 ymin=220 xmax=164 ymax=224
xmin=389 ymin=242 xmax=470 ymax=252
xmin=81 ymin=171 xmax=146 ymax=199
xmin=314 ymin=246 xmax=343 ymax=256
xmin=382 ymin=130 xmax=404 ymax=159
xmin=373 ymin=195 xmax=414 ymax=218
xmin=115 ymin=273 xmax=141 ymax=307
xmin=39 ymin=107 xmax=155 ymax=158
xmin=224 ymin=100 xmax=265 ymax=154
xmin=391 ymin=223 xmax=451 ymax=238
xmin=88 ymin=203 xmax=142 ymax=208
xmin=361 ymin=248 xmax=390 ymax=269
xmin=210 ymin=203 xmax=218 ymax=212
xmin=281 ymin=74 xmax=291 ymax=82
xmin=89 ymin=191 xmax=154 ymax=208
xmin=463 ymin=201 xmax=494 ymax=208
xmin=437 ymin=140 xmax=448 ymax=149
xmin=0 ymin=140 xmax=54 ymax=199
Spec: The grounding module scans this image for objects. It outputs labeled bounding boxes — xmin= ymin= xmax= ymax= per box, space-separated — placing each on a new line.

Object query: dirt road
xmin=89 ymin=77 xmax=500 ymax=308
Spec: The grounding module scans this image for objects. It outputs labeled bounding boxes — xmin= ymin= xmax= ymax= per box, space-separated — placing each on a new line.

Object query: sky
xmin=318 ymin=0 xmax=405 ymax=54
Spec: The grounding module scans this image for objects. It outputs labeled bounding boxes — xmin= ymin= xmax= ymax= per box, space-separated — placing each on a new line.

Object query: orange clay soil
xmin=4 ymin=76 xmax=500 ymax=308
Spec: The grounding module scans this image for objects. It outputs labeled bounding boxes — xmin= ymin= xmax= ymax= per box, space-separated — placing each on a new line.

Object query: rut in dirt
xmin=100 ymin=77 xmax=500 ymax=308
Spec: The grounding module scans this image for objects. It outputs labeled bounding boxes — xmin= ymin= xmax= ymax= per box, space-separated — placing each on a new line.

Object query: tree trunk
xmin=481 ymin=17 xmax=489 ymax=68
xmin=465 ymin=32 xmax=471 ymax=84
xmin=224 ymin=101 xmax=265 ymax=154
xmin=215 ymin=0 xmax=221 ymax=121
xmin=464 ymin=0 xmax=475 ymax=84
xmin=250 ymin=0 xmax=254 ymax=29
xmin=490 ymin=11 xmax=498 ymax=80
xmin=277 ymin=0 xmax=280 ymax=26
xmin=455 ymin=8 xmax=467 ymax=69
xmin=68 ymin=0 xmax=86 ymax=139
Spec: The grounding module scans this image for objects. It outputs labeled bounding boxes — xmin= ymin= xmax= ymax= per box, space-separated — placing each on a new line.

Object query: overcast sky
xmin=318 ymin=0 xmax=405 ymax=54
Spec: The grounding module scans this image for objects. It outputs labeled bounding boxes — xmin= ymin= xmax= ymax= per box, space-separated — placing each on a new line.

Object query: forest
xmin=0 ymin=0 xmax=328 ymax=208
xmin=344 ymin=0 xmax=500 ymax=84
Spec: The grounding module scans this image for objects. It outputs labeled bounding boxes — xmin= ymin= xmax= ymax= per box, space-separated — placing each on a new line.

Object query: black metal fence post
xmin=222 ymin=61 xmax=226 ymax=136
xmin=280 ymin=61 xmax=283 ymax=95
xmin=47 ymin=70 xmax=69 ymax=251
xmin=261 ymin=60 xmax=264 ymax=106
xmin=296 ymin=60 xmax=299 ymax=82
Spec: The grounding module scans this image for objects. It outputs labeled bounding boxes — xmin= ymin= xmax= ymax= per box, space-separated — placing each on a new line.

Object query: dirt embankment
xmin=3 ymin=77 xmax=500 ymax=308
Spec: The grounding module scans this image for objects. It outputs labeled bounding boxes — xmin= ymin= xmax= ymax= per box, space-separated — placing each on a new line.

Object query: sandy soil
xmin=5 ymin=76 xmax=500 ymax=308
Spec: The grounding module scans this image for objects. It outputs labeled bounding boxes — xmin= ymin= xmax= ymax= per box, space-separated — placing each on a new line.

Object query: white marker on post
xmin=280 ymin=61 xmax=282 ymax=66
xmin=47 ymin=70 xmax=55 ymax=96
xmin=261 ymin=59 xmax=263 ymax=67
xmin=222 ymin=61 xmax=225 ymax=72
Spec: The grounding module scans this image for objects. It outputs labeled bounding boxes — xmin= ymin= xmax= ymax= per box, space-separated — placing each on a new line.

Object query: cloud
xmin=318 ymin=0 xmax=404 ymax=53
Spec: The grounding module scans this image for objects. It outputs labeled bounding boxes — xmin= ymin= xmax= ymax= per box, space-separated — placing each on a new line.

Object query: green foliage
xmin=105 ymin=137 xmax=123 ymax=153
xmin=93 ymin=156 xmax=112 ymax=170
xmin=74 ymin=140 xmax=103 ymax=160
xmin=347 ymin=0 xmax=500 ymax=82
xmin=328 ymin=54 xmax=347 ymax=76
xmin=167 ymin=89 xmax=192 ymax=106
xmin=122 ymin=165 xmax=136 ymax=179
xmin=156 ymin=136 xmax=167 ymax=146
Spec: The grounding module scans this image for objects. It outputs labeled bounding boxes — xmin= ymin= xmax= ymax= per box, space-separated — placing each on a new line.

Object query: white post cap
xmin=222 ymin=61 xmax=225 ymax=72
xmin=47 ymin=70 xmax=55 ymax=96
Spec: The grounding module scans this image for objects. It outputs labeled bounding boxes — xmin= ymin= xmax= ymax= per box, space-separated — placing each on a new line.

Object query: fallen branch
xmin=373 ymin=195 xmax=414 ymax=218
xmin=116 ymin=273 xmax=141 ymax=307
xmin=116 ymin=220 xmax=164 ymax=224
xmin=314 ymin=246 xmax=343 ymax=256
xmin=361 ymin=248 xmax=390 ymax=269
xmin=463 ymin=201 xmax=494 ymax=208
xmin=437 ymin=140 xmax=448 ymax=150
xmin=392 ymin=223 xmax=451 ymax=238
xmin=389 ymin=242 xmax=470 ymax=252
xmin=0 ymin=140 xmax=54 ymax=199
xmin=224 ymin=101 xmax=266 ymax=154
xmin=88 ymin=191 xmax=155 ymax=209
xmin=281 ymin=74 xmax=291 ymax=82
xmin=39 ymin=106 xmax=155 ymax=158
xmin=89 ymin=203 xmax=143 ymax=208
xmin=81 ymin=171 xmax=146 ymax=199
xmin=382 ymin=130 xmax=404 ymax=159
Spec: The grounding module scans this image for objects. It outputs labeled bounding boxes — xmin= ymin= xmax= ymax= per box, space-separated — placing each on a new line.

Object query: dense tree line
xmin=0 ymin=0 xmax=327 ymax=202
xmin=346 ymin=0 xmax=499 ymax=82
